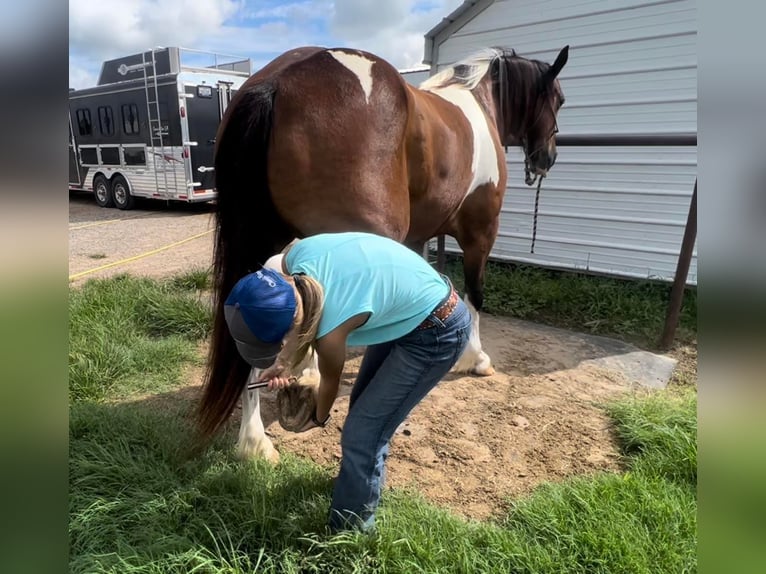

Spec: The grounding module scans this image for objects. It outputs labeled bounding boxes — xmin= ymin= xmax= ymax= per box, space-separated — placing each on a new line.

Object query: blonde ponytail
xmin=291 ymin=274 xmax=324 ymax=369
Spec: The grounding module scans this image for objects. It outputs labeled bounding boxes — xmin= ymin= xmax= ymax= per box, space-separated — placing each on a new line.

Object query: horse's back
xmin=221 ymin=46 xmax=494 ymax=243
xmin=263 ymin=48 xmax=414 ymax=239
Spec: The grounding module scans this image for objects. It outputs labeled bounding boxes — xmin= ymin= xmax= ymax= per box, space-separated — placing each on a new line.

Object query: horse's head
xmin=490 ymin=46 xmax=569 ymax=185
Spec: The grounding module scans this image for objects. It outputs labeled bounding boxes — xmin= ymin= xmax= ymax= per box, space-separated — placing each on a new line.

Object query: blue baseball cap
xmin=224 ymin=268 xmax=297 ymax=368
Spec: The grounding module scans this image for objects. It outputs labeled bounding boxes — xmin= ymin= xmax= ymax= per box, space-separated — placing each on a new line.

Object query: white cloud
xmin=329 ymin=0 xmax=463 ymax=69
xmin=68 ymin=0 xmax=241 ymax=88
xmin=68 ymin=63 xmax=98 ymax=91
xmin=69 ymin=0 xmax=240 ymax=57
xmin=201 ymin=22 xmax=326 ymax=56
xmin=68 ymin=0 xmax=464 ymax=88
xmin=243 ymin=0 xmax=331 ymax=22
xmin=332 ymin=0 xmax=412 ymax=38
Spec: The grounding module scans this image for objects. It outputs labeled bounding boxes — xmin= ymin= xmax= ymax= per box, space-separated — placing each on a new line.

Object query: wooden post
xmin=659 ymin=180 xmax=697 ymax=350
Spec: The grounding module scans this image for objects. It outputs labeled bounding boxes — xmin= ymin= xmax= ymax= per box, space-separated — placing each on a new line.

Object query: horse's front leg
xmin=236 ymin=369 xmax=279 ymax=463
xmin=452 ymin=285 xmax=495 ymax=376
xmin=451 ymin=211 xmax=497 ymax=377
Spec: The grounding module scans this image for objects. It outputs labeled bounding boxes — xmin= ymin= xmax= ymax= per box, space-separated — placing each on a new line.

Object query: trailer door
xmin=184 ymin=84 xmax=219 ymax=191
xmin=68 ymin=112 xmax=86 ymax=186
xmin=217 ymin=80 xmax=234 ymax=119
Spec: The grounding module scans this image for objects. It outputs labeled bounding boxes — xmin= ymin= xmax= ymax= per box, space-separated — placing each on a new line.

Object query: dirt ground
xmin=68 ymin=192 xmax=216 ymax=284
xmin=257 ymin=319 xmax=639 ymax=521
xmin=70 ymin=194 xmax=664 ymax=522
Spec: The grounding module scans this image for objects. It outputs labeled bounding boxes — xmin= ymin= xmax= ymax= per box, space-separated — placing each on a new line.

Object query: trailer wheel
xmin=93 ymin=175 xmax=114 ymax=208
xmin=112 ymin=175 xmax=135 ymax=210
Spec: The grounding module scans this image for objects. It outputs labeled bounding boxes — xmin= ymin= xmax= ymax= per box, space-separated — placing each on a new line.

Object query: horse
xmin=197 ymin=44 xmax=569 ymax=461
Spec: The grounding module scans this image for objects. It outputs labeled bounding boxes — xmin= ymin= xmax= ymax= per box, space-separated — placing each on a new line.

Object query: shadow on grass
xmin=70 ymin=384 xmax=697 ymax=574
xmin=69 ymin=396 xmax=339 ymax=573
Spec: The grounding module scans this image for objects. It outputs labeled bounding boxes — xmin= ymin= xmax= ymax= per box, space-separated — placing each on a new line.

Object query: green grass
xmin=606 ymin=392 xmax=697 ymax=486
xmin=69 ymin=273 xmax=696 ymax=573
xmin=69 ymin=390 xmax=697 ymax=573
xmin=442 ymin=258 xmax=697 ymax=348
xmin=69 ymin=274 xmax=212 ymax=403
xmin=170 ymin=267 xmax=213 ymax=291
xmin=121 ymin=259 xmax=699 ymax=349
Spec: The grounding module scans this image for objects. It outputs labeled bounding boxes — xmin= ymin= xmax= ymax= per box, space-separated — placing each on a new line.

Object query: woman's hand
xmin=256 ymin=362 xmax=293 ymax=390
xmin=267 ymin=376 xmax=293 ymax=390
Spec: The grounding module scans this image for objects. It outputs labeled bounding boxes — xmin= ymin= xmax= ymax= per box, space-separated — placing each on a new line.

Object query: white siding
xmin=433 ymin=0 xmax=697 ymax=284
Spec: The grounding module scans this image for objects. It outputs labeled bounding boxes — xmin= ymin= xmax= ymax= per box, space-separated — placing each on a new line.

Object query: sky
xmin=69 ymin=0 xmax=464 ymax=89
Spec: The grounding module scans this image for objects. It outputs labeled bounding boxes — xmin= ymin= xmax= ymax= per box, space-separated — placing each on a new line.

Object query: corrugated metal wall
xmin=400 ymin=68 xmax=431 ymax=86
xmin=433 ymin=0 xmax=697 ymax=284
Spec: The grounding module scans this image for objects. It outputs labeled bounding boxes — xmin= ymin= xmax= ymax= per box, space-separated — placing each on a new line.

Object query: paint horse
xmin=198 ymin=45 xmax=568 ymax=461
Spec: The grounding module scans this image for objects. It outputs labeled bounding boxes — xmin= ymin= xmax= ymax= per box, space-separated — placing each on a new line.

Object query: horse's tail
xmin=197 ymin=81 xmax=294 ymax=442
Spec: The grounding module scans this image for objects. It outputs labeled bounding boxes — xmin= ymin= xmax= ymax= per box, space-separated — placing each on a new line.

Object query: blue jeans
xmin=328 ymin=291 xmax=472 ymax=532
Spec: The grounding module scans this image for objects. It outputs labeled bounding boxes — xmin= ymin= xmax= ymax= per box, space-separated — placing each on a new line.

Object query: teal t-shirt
xmin=284 ymin=232 xmax=450 ymax=346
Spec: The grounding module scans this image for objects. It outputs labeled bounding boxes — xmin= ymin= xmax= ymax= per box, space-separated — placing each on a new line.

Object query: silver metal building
xmin=422 ymin=0 xmax=697 ymax=284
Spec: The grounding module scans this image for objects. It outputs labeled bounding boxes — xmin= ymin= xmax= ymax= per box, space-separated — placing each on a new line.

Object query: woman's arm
xmin=313 ymin=313 xmax=370 ymax=420
xmin=313 ymin=331 xmax=346 ymax=421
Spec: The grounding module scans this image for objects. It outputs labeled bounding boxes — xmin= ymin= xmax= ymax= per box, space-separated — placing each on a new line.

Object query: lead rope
xmin=530 ymin=176 xmax=543 ymax=254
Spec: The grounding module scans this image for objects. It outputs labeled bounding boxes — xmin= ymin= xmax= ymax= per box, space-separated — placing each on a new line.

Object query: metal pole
xmin=555 ymin=133 xmax=696 ymax=147
xmin=437 ymin=235 xmax=446 ymax=273
xmin=659 ymin=179 xmax=697 ymax=349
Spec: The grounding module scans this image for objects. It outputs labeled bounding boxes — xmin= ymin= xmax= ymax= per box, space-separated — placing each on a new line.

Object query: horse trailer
xmin=68 ymin=47 xmax=252 ymax=209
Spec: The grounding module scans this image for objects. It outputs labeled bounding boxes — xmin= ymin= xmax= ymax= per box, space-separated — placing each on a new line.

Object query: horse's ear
xmin=545 ymin=45 xmax=569 ymax=83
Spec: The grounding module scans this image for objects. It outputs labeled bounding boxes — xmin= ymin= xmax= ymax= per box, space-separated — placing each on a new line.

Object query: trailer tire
xmin=112 ymin=175 xmax=135 ymax=210
xmin=93 ymin=175 xmax=114 ymax=208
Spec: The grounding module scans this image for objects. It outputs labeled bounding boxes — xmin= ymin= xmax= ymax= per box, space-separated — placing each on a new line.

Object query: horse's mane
xmin=420 ymin=46 xmax=554 ymax=138
xmin=420 ymin=47 xmax=548 ymax=92
xmin=420 ymin=47 xmax=509 ymax=90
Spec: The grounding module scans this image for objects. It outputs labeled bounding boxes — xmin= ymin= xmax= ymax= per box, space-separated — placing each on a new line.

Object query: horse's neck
xmin=404 ymin=83 xmax=503 ymax=234
xmin=417 ymin=79 xmax=499 ymax=139
xmin=413 ymin=81 xmax=501 ymax=163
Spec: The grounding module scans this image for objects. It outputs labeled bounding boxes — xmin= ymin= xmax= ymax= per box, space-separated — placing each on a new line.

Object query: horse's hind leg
xmin=451 ymin=209 xmax=498 ymax=377
xmin=236 ymin=370 xmax=279 ymax=463
xmin=234 ymin=249 xmax=297 ymax=463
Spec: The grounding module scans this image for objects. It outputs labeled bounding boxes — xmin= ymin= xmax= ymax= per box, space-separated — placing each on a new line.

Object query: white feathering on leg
xmin=452 ymin=296 xmax=494 ymax=376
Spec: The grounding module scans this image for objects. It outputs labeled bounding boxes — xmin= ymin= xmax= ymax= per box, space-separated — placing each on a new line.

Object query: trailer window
xmin=123 ymin=147 xmax=146 ymax=166
xmin=121 ymin=104 xmax=140 ymax=135
xmin=100 ymin=146 xmax=120 ymax=165
xmin=98 ymin=106 xmax=114 ymax=136
xmin=75 ymin=109 xmax=92 ymax=136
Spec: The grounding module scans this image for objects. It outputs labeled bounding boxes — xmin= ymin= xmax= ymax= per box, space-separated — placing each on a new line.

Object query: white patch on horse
xmin=237 ymin=369 xmax=279 ymax=462
xmin=328 ymin=50 xmax=374 ymax=104
xmin=264 ymin=252 xmax=285 ymax=273
xmin=452 ymin=296 xmax=493 ymax=375
xmin=236 ymin=247 xmax=320 ymax=462
xmin=422 ymin=84 xmax=499 ymax=198
xmin=235 ymin=251 xmax=287 ymax=463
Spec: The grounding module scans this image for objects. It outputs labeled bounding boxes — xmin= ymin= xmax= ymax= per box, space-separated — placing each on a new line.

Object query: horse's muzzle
xmin=528 ymin=149 xmax=557 ymax=174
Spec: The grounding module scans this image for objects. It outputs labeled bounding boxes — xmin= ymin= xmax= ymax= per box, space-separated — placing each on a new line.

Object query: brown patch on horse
xmin=215 ymin=47 xmax=326 ymax=147
xmin=267 ymin=49 xmax=413 ymax=241
xmin=402 ymin=84 xmax=477 ymax=244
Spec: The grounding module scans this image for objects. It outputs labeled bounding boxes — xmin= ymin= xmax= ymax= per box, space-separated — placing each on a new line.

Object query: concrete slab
xmin=479 ymin=314 xmax=677 ymax=390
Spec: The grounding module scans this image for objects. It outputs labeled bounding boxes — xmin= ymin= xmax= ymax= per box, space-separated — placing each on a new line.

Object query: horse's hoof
xmin=236 ymin=437 xmax=280 ymax=465
xmin=471 ymin=352 xmax=495 ymax=376
xmin=277 ymin=382 xmax=318 ymax=432
xmin=263 ymin=447 xmax=280 ymax=465
xmin=472 ymin=365 xmax=495 ymax=377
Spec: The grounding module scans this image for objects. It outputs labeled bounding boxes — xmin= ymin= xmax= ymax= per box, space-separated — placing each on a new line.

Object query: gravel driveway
xmin=69 ymin=193 xmax=217 ymax=285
